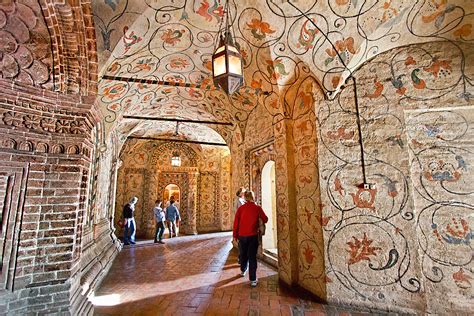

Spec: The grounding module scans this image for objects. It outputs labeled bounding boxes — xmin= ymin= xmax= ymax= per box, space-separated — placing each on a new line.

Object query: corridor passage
xmin=92 ymin=233 xmax=374 ymax=316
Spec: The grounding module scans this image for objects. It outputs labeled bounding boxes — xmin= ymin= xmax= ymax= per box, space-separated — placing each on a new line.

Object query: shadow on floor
xmin=93 ymin=232 xmax=380 ymax=316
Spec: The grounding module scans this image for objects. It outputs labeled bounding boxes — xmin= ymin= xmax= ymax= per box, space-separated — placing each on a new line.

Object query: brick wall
xmin=0 ymin=78 xmax=110 ymax=315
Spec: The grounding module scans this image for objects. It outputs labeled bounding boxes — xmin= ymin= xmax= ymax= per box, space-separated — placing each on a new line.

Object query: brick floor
xmin=92 ymin=232 xmax=376 ymax=316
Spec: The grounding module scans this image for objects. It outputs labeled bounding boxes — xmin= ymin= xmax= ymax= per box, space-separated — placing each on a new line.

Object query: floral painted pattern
xmin=161 ymin=28 xmax=186 ymax=46
xmin=347 ymin=233 xmax=381 ymax=265
xmin=247 ymin=18 xmax=275 ymax=40
xmin=169 ymin=57 xmax=190 ymax=70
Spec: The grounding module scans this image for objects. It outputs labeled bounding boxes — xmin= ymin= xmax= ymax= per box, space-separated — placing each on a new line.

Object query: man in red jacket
xmin=233 ymin=191 xmax=268 ymax=287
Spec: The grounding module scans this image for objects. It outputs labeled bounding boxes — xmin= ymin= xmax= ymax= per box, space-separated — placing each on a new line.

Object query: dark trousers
xmin=154 ymin=221 xmax=165 ymax=242
xmin=238 ymin=235 xmax=259 ymax=281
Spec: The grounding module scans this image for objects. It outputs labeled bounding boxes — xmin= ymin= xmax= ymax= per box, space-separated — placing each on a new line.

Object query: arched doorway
xmin=163 ymin=184 xmax=181 ymax=237
xmin=261 ymin=161 xmax=277 ymax=259
xmin=163 ymin=184 xmax=181 ymax=207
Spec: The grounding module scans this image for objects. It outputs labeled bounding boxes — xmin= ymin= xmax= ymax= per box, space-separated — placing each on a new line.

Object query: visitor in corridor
xmin=166 ymin=197 xmax=181 ymax=238
xmin=153 ymin=199 xmax=165 ymax=244
xmin=233 ymin=191 xmax=268 ymax=287
xmin=234 ymin=187 xmax=246 ymax=214
xmin=123 ymin=196 xmax=138 ymax=245
xmin=233 ymin=187 xmax=246 ymax=262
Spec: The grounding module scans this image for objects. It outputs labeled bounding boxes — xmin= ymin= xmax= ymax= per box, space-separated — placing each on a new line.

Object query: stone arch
xmin=149 ymin=142 xmax=199 ymax=168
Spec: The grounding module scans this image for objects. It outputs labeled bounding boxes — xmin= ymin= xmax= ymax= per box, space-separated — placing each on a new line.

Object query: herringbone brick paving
xmin=93 ymin=232 xmax=376 ymax=316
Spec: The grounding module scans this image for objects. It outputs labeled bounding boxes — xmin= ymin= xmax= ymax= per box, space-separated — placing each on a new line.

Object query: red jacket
xmin=233 ymin=201 xmax=268 ymax=238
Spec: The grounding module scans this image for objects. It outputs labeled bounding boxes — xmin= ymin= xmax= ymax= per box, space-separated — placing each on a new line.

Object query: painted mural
xmin=318 ymin=41 xmax=473 ymax=313
xmin=115 ymin=138 xmax=231 ymax=239
xmin=88 ymin=0 xmax=474 ymax=314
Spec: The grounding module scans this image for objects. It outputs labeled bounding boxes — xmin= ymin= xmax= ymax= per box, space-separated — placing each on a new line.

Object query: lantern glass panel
xmin=228 ymin=55 xmax=242 ymax=75
xmin=215 ymin=45 xmax=225 ymax=55
xmin=213 ymin=55 xmax=226 ymax=76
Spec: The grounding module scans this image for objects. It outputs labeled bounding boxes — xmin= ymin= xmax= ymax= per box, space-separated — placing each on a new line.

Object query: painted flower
xmin=41 ymin=118 xmax=56 ymax=132
xmin=107 ymin=61 xmax=120 ymax=73
xmin=303 ymin=244 xmax=315 ymax=265
xmin=453 ymin=268 xmax=472 ymax=289
xmin=266 ymin=58 xmax=289 ymax=80
xmin=346 ymin=233 xmax=381 ymax=265
xmin=325 ymin=37 xmax=356 ymax=66
xmin=327 ymin=127 xmax=354 ymax=141
xmin=24 ymin=115 xmax=41 ymax=129
xmin=422 ymin=0 xmax=455 ymax=28
xmin=423 ymin=59 xmax=452 ymax=78
xmin=433 ymin=217 xmax=474 ymax=245
xmin=247 ymin=18 xmax=275 ymax=40
xmin=2 ymin=112 xmax=23 ymax=127
xmin=203 ymin=59 xmax=212 ymax=71
xmin=165 ymin=75 xmax=185 ymax=83
xmin=187 ymin=88 xmax=202 ymax=98
xmin=161 ymin=28 xmax=186 ymax=46
xmin=133 ymin=58 xmax=154 ymax=72
xmin=103 ymin=83 xmax=126 ymax=100
xmin=453 ymin=24 xmax=472 ymax=38
xmin=170 ymin=57 xmax=190 ymax=70
xmin=123 ymin=26 xmax=142 ymax=52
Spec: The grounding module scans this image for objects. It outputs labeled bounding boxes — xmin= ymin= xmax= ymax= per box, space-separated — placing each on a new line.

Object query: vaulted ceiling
xmin=92 ymin=0 xmax=474 ymax=143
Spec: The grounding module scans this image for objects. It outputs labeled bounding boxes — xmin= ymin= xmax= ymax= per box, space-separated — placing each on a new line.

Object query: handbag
xmin=258 ymin=217 xmax=266 ymax=236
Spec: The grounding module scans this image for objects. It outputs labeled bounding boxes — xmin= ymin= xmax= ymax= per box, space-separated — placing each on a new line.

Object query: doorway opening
xmin=261 ymin=161 xmax=277 ymax=260
xmin=163 ymin=184 xmax=181 ymax=237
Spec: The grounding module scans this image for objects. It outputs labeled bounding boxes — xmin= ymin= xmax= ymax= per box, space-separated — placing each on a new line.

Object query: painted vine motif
xmin=91 ymin=0 xmax=474 ymax=313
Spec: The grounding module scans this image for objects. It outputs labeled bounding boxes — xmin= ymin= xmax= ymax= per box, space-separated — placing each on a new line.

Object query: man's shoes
xmin=124 ymin=242 xmax=130 ymax=246
xmin=130 ymin=241 xmax=136 ymax=245
xmin=250 ymin=280 xmax=258 ymax=287
xmin=240 ymin=269 xmax=247 ymax=277
xmin=154 ymin=240 xmax=158 ymax=243
xmin=158 ymin=240 xmax=165 ymax=244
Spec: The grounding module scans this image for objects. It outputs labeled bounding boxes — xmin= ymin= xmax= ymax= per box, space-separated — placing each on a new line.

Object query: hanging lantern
xmin=212 ymin=1 xmax=243 ymax=95
xmin=171 ymin=151 xmax=181 ymax=167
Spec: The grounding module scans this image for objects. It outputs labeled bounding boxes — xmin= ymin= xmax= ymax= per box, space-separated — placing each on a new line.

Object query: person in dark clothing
xmin=123 ymin=196 xmax=138 ymax=245
xmin=153 ymin=199 xmax=165 ymax=244
xmin=233 ymin=191 xmax=268 ymax=287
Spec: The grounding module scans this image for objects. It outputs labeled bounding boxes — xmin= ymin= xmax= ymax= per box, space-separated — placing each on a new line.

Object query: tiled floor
xmin=92 ymin=232 xmax=375 ymax=316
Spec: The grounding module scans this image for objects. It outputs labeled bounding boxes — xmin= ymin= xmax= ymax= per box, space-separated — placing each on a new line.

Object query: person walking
xmin=153 ymin=199 xmax=166 ymax=244
xmin=166 ymin=197 xmax=181 ymax=238
xmin=233 ymin=187 xmax=246 ymax=263
xmin=233 ymin=191 xmax=268 ymax=287
xmin=123 ymin=196 xmax=138 ymax=245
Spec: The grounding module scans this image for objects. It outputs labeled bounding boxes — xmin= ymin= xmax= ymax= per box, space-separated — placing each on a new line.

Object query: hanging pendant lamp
xmin=171 ymin=151 xmax=181 ymax=167
xmin=212 ymin=0 xmax=243 ymax=95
